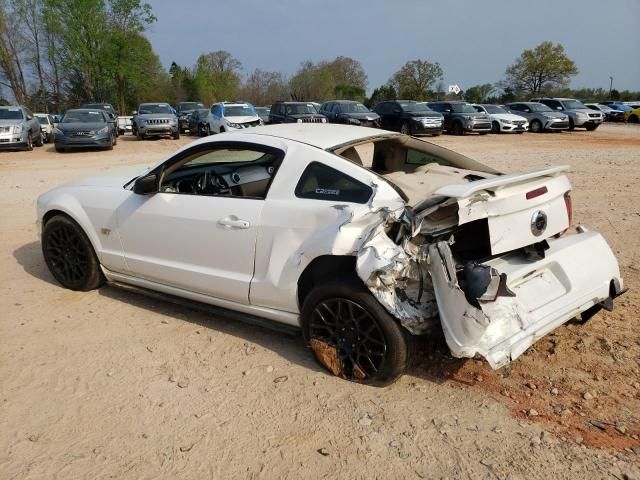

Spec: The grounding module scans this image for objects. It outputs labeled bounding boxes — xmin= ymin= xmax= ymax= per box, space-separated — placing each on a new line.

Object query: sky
xmin=145 ymin=0 xmax=640 ymax=94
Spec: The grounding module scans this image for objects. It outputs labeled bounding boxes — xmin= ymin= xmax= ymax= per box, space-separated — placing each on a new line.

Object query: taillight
xmin=564 ymin=192 xmax=572 ymax=227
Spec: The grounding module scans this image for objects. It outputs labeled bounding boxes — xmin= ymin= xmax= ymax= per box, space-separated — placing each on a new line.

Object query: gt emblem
xmin=530 ymin=210 xmax=547 ymax=236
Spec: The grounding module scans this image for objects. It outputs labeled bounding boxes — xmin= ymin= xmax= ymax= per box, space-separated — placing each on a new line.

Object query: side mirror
xmin=393 ymin=108 xmax=402 ymax=114
xmin=524 ymin=109 xmax=530 ymax=113
xmin=133 ymin=173 xmax=158 ymax=195
xmin=556 ymin=106 xmax=562 ymax=110
xmin=132 ymin=110 xmax=137 ymax=116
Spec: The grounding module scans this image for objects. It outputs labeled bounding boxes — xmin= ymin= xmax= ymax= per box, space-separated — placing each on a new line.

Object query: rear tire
xmin=35 ymin=133 xmax=44 ymax=147
xmin=530 ymin=119 xmax=542 ymax=133
xmin=301 ymin=276 xmax=408 ymax=386
xmin=42 ymin=215 xmax=105 ymax=291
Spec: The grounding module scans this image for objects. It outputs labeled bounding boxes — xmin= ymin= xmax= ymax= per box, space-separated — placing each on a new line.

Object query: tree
xmin=0 ymin=0 xmax=28 ymax=103
xmin=324 ymin=56 xmax=367 ymax=91
xmin=464 ymin=83 xmax=495 ymax=103
xmin=389 ymin=59 xmax=443 ymax=100
xmin=194 ymin=50 xmax=242 ymax=102
xmin=503 ymin=41 xmax=578 ymax=96
xmin=289 ymin=60 xmax=333 ymax=101
xmin=240 ymin=68 xmax=288 ymax=106
xmin=366 ymin=84 xmax=397 ymax=108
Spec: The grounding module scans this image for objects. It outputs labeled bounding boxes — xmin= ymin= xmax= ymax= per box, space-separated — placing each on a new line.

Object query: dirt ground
xmin=1 ymin=124 xmax=639 ymax=479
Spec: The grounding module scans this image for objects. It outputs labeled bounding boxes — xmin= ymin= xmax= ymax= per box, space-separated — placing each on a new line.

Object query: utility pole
xmin=609 ymin=76 xmax=614 ymax=98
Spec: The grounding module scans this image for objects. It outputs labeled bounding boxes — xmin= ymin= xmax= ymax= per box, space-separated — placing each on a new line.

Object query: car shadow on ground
xmin=14 ymin=240 xmax=465 ymax=385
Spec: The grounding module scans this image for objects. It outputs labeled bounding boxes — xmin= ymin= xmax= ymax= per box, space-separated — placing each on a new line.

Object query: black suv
xmin=372 ymin=100 xmax=443 ymax=136
xmin=427 ymin=101 xmax=491 ymax=135
xmin=188 ymin=108 xmax=210 ymax=136
xmin=319 ymin=100 xmax=380 ymax=127
xmin=269 ymin=101 xmax=327 ymax=124
xmin=81 ymin=103 xmax=119 ymax=136
xmin=176 ymin=101 xmax=204 ymax=133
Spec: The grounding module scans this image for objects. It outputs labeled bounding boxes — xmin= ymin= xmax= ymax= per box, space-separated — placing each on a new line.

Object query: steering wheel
xmin=211 ymin=173 xmax=230 ymax=193
xmin=194 ymin=171 xmax=231 ymax=195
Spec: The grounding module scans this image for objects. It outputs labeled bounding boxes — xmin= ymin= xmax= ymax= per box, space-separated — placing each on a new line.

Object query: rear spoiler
xmin=435 ymin=166 xmax=569 ymax=198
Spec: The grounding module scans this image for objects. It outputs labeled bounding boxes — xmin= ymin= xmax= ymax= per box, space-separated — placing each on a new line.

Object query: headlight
xmin=138 ymin=119 xmax=146 ymax=125
xmin=347 ymin=118 xmax=360 ymax=125
xmin=576 ymin=113 xmax=588 ymax=119
xmin=500 ymin=119 xmax=513 ymax=124
xmin=297 ymin=119 xmax=303 ymax=123
xmin=464 ymin=115 xmax=473 ymax=121
xmin=53 ymin=127 xmax=64 ymax=135
xmin=170 ymin=118 xmax=177 ymax=124
xmin=321 ymin=118 xmax=327 ymax=123
xmin=13 ymin=124 xmax=24 ymax=134
xmin=97 ymin=126 xmax=109 ymax=134
xmin=227 ymin=122 xmax=239 ymax=128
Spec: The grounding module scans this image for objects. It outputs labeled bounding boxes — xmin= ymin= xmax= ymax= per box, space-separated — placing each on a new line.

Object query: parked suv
xmin=372 ymin=100 xmax=442 ymax=135
xmin=269 ymin=101 xmax=327 ymax=124
xmin=427 ymin=101 xmax=491 ymax=135
xmin=205 ymin=102 xmax=262 ymax=134
xmin=81 ymin=103 xmax=119 ymax=136
xmin=584 ymin=104 xmax=625 ymax=122
xmin=0 ymin=105 xmax=44 ymax=150
xmin=176 ymin=101 xmax=204 ymax=133
xmin=188 ymin=108 xmax=210 ymax=136
xmin=320 ymin=100 xmax=380 ymax=128
xmin=530 ymin=97 xmax=603 ymax=131
xmin=134 ymin=103 xmax=179 ymax=140
xmin=504 ymin=102 xmax=570 ymax=133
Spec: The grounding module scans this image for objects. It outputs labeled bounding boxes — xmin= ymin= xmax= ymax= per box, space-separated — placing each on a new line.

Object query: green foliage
xmin=289 ymin=56 xmax=368 ymax=102
xmin=366 ymin=84 xmax=397 ymax=108
xmin=389 ymin=60 xmax=443 ymax=101
xmin=503 ymin=41 xmax=578 ymax=96
xmin=463 ymin=83 xmax=495 ymax=103
xmin=194 ymin=50 xmax=242 ymax=103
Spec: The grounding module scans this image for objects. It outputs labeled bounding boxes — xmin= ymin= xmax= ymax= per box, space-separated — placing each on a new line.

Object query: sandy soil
xmin=1 ymin=124 xmax=639 ymax=479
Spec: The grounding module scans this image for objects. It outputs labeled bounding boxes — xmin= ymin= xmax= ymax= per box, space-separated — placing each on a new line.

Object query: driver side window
xmin=159 ymin=145 xmax=283 ymax=199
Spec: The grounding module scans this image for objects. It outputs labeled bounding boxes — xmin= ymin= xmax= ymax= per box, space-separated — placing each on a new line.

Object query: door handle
xmin=218 ymin=216 xmax=250 ymax=229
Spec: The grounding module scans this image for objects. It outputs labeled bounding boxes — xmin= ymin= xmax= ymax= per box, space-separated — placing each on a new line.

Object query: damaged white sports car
xmin=37 ymin=124 xmax=624 ymax=385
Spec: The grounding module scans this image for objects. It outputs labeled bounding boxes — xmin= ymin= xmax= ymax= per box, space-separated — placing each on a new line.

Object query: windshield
xmin=562 ymin=99 xmax=587 ymax=109
xmin=255 ymin=107 xmax=269 ymax=114
xmin=484 ymin=105 xmax=507 ymax=114
xmin=613 ymin=104 xmax=632 ymax=112
xmin=0 ymin=108 xmax=24 ymax=120
xmin=37 ymin=116 xmax=49 ymax=125
xmin=179 ymin=102 xmax=204 ymax=111
xmin=139 ymin=104 xmax=173 ymax=114
xmin=451 ymin=103 xmax=477 ymax=113
xmin=62 ymin=111 xmax=105 ymax=123
xmin=399 ymin=102 xmax=432 ymax=113
xmin=285 ymin=104 xmax=317 ymax=115
xmin=83 ymin=104 xmax=114 ymax=114
xmin=341 ymin=103 xmax=371 ymax=113
xmin=528 ymin=103 xmax=553 ymax=112
xmin=224 ymin=105 xmax=256 ymax=117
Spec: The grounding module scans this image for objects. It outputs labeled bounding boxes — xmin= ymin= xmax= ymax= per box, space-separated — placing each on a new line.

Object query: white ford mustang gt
xmin=37 ymin=124 xmax=624 ymax=385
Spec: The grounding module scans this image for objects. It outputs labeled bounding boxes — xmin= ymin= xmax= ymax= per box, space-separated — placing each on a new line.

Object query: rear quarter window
xmin=406 ymin=149 xmax=450 ymax=166
xmin=295 ymin=162 xmax=373 ymax=204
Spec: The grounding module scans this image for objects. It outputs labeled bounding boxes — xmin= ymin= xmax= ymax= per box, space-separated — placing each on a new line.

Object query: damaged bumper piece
xmin=427 ymin=229 xmax=623 ymax=368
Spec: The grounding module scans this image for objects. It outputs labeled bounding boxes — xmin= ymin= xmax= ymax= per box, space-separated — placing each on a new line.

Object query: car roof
xmin=234 ymin=124 xmax=398 ymax=150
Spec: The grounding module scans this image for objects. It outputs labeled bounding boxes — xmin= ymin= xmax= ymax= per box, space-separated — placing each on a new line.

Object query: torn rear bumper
xmin=428 ymin=228 xmax=623 ymax=369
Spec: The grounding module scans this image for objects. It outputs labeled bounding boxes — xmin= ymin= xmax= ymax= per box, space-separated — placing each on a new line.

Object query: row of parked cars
xmin=173 ymin=97 xmax=640 ymax=140
xmin=2 ymin=97 xmax=638 ymax=152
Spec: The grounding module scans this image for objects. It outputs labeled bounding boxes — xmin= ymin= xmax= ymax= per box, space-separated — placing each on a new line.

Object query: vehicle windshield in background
xmin=37 ymin=117 xmax=49 ymax=125
xmin=285 ymin=104 xmax=317 ymax=115
xmin=196 ymin=108 xmax=209 ymax=116
xmin=400 ymin=102 xmax=432 ymax=112
xmin=255 ymin=107 xmax=269 ymax=114
xmin=224 ymin=105 xmax=256 ymax=116
xmin=484 ymin=105 xmax=508 ymax=114
xmin=562 ymin=100 xmax=587 ymax=109
xmin=62 ymin=111 xmax=105 ymax=123
xmin=83 ymin=104 xmax=115 ymax=114
xmin=0 ymin=108 xmax=24 ymax=120
xmin=139 ymin=104 xmax=173 ymax=114
xmin=341 ymin=103 xmax=370 ymax=113
xmin=451 ymin=103 xmax=477 ymax=113
xmin=180 ymin=102 xmax=204 ymax=111
xmin=528 ymin=103 xmax=553 ymax=112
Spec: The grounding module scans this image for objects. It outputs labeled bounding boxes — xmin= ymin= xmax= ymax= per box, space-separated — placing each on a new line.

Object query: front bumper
xmin=429 ymin=228 xmax=623 ymax=369
xmin=544 ymin=118 xmax=569 ymax=130
xmin=464 ymin=121 xmax=491 ymax=133
xmin=499 ymin=121 xmax=528 ymax=132
xmin=139 ymin=125 xmax=178 ymax=137
xmin=574 ymin=116 xmax=603 ymax=127
xmin=55 ymin=133 xmax=112 ymax=149
xmin=411 ymin=119 xmax=443 ymax=135
xmin=0 ymin=131 xmax=28 ymax=148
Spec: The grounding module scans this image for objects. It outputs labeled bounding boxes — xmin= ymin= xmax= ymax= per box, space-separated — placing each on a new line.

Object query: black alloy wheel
xmin=302 ymin=277 xmax=408 ymax=386
xmin=491 ymin=121 xmax=501 ymax=134
xmin=42 ymin=215 xmax=105 ymax=291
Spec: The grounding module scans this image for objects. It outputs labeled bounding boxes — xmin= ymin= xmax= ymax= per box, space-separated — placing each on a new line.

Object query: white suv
xmin=204 ymin=102 xmax=262 ymax=134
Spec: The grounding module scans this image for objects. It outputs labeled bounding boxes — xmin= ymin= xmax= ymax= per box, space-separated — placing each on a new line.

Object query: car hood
xmin=57 ymin=122 xmax=108 ymax=132
xmin=341 ymin=112 xmax=380 ymax=121
xmin=491 ymin=113 xmax=527 ymax=122
xmin=226 ymin=115 xmax=260 ymax=123
xmin=288 ymin=114 xmax=326 ymax=119
xmin=61 ymin=165 xmax=151 ymax=189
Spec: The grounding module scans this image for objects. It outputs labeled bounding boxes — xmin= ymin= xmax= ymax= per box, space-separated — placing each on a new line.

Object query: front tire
xmin=35 ymin=132 xmax=44 ymax=147
xmin=585 ymin=124 xmax=599 ymax=131
xmin=530 ymin=119 xmax=542 ymax=133
xmin=137 ymin=131 xmax=145 ymax=140
xmin=628 ymin=114 xmax=639 ymax=124
xmin=42 ymin=215 xmax=105 ymax=291
xmin=172 ymin=131 xmax=180 ymax=140
xmin=301 ymin=277 xmax=408 ymax=386
xmin=491 ymin=121 xmax=500 ymax=134
xmin=451 ymin=121 xmax=463 ymax=136
xmin=568 ymin=118 xmax=575 ymax=131
xmin=399 ymin=122 xmax=411 ymax=135
xmin=24 ymin=132 xmax=34 ymax=151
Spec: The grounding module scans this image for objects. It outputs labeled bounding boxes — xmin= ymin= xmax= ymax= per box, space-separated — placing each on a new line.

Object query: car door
xmin=116 ymin=142 xmax=283 ymax=304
